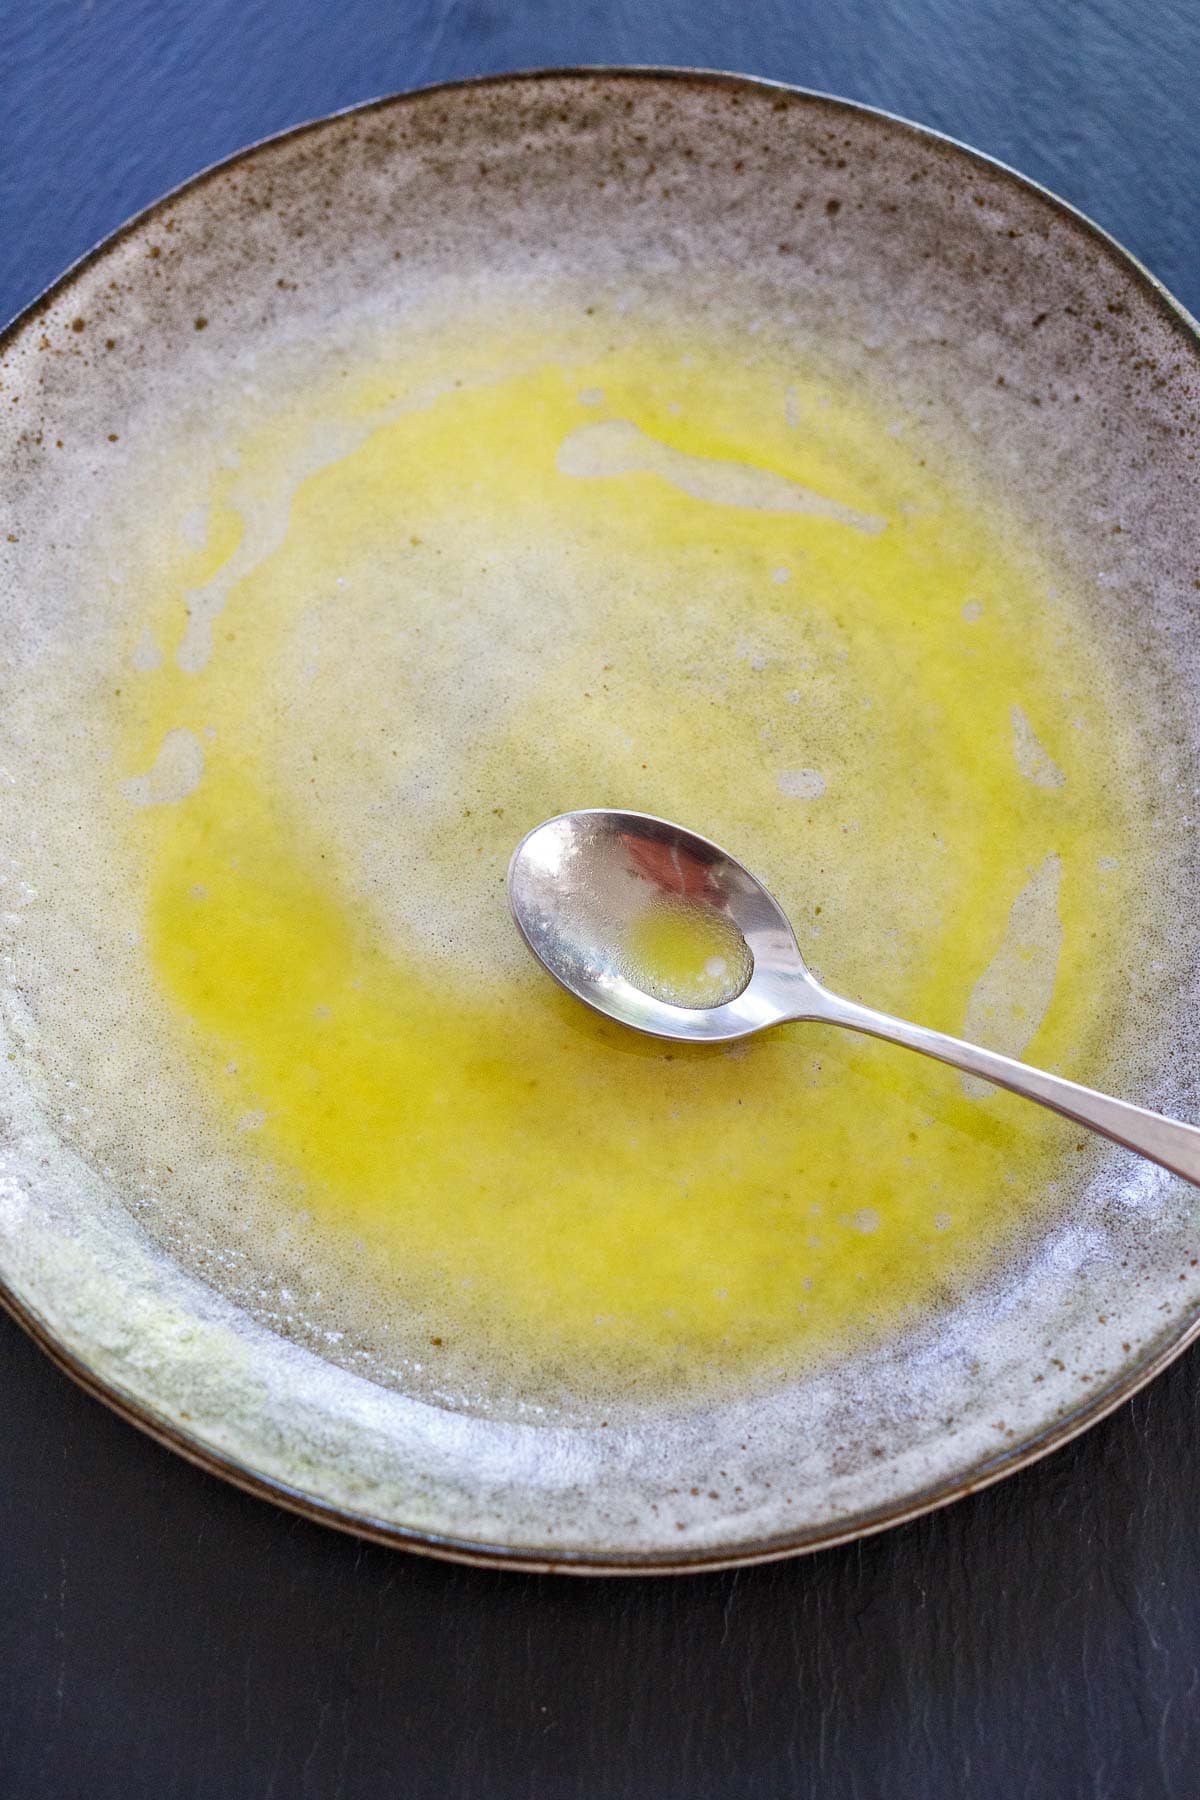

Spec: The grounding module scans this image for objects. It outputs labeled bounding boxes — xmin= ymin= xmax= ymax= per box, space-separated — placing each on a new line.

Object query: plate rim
xmin=4 ymin=64 xmax=1199 ymax=1574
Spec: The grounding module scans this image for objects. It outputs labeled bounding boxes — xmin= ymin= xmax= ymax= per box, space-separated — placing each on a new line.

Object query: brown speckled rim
xmin=4 ymin=68 xmax=1200 ymax=1575
xmin=7 ymin=1258 xmax=1200 ymax=1576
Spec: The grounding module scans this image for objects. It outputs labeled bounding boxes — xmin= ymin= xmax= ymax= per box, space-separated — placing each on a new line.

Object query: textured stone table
xmin=3 ymin=4 xmax=1199 ymax=1794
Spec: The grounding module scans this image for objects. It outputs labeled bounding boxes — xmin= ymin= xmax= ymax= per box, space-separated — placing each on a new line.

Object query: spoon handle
xmin=812 ymin=990 xmax=1200 ymax=1187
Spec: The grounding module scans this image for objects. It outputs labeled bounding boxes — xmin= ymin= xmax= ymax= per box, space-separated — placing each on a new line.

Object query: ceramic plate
xmin=3 ymin=71 xmax=1200 ymax=1572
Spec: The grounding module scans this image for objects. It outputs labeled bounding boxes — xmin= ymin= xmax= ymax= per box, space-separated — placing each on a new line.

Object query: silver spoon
xmin=508 ymin=808 xmax=1200 ymax=1187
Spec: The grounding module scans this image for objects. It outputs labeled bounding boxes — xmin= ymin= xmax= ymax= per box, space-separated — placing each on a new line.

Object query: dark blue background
xmin=6 ymin=0 xmax=1200 ymax=327
xmin=4 ymin=5 xmax=1200 ymax=1797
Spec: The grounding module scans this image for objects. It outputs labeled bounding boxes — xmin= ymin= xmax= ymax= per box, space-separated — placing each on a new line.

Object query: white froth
xmin=131 ymin=626 xmax=164 ymax=671
xmin=121 ymin=728 xmax=205 ymax=807
xmin=778 ymin=768 xmax=827 ymax=799
xmin=1011 ymin=704 xmax=1066 ymax=788
xmin=180 ymin=505 xmax=210 ymax=551
xmin=176 ymin=418 xmax=385 ymax=674
xmin=961 ymin=854 xmax=1063 ymax=1098
xmin=557 ymin=418 xmax=887 ymax=533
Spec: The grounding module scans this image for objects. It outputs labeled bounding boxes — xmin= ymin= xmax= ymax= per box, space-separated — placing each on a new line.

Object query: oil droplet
xmin=618 ymin=895 xmax=753 ymax=1009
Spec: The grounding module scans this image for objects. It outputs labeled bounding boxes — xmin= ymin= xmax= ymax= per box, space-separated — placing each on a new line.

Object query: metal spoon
xmin=508 ymin=808 xmax=1200 ymax=1187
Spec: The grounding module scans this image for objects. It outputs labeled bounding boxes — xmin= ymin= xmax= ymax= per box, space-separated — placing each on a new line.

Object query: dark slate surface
xmin=3 ymin=5 xmax=1199 ymax=1795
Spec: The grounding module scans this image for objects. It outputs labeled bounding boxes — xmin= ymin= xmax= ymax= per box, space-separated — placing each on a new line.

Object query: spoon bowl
xmin=508 ymin=809 xmax=827 ymax=1042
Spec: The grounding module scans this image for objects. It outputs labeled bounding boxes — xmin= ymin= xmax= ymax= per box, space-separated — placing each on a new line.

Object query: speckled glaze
xmin=3 ymin=71 xmax=1200 ymax=1573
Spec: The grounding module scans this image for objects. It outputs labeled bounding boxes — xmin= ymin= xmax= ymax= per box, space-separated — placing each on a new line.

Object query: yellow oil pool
xmin=100 ymin=299 xmax=1143 ymax=1411
xmin=618 ymin=896 xmax=754 ymax=1009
